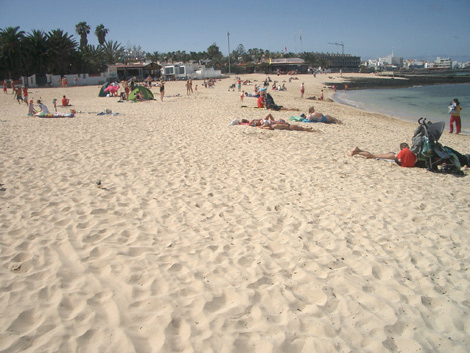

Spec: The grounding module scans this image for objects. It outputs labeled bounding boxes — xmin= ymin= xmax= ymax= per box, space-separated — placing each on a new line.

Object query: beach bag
xmin=420 ymin=136 xmax=433 ymax=158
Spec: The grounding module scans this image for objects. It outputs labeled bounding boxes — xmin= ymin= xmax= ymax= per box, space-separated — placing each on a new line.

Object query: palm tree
xmin=145 ymin=51 xmax=160 ymax=63
xmin=75 ymin=21 xmax=90 ymax=49
xmin=102 ymin=40 xmax=123 ymax=65
xmin=80 ymin=45 xmax=105 ymax=74
xmin=23 ymin=29 xmax=48 ymax=75
xmin=47 ymin=29 xmax=78 ymax=74
xmin=0 ymin=26 xmax=25 ymax=78
xmin=94 ymin=24 xmax=108 ymax=46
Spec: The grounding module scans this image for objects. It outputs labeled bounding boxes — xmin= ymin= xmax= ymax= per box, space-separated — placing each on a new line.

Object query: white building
xmin=434 ymin=57 xmax=452 ymax=69
xmin=161 ymin=62 xmax=221 ymax=80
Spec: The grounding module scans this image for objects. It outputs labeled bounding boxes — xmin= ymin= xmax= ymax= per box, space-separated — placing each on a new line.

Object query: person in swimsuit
xmin=159 ymin=80 xmax=165 ymax=101
xmin=305 ymin=106 xmax=341 ymax=124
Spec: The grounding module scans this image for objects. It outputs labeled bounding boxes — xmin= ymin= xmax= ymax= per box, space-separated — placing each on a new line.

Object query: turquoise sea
xmin=334 ymin=83 xmax=470 ymax=134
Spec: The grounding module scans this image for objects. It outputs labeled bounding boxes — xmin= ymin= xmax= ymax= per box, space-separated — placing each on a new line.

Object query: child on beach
xmin=300 ymin=82 xmax=305 ymax=98
xmin=28 ymin=100 xmax=36 ymax=115
xmin=16 ymin=87 xmax=24 ymax=104
xmin=22 ymin=86 xmax=28 ymax=103
xmin=52 ymin=99 xmax=57 ymax=112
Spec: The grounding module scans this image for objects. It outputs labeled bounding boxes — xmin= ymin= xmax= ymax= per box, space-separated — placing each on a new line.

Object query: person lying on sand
xmin=350 ymin=143 xmax=416 ymax=167
xmin=304 ymin=106 xmax=341 ymax=124
xmin=251 ymin=113 xmax=315 ymax=132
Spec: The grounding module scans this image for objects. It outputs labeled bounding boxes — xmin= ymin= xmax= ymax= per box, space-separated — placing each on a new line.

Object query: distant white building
xmin=379 ymin=52 xmax=403 ymax=68
xmin=434 ymin=57 xmax=452 ymax=69
xmin=161 ymin=62 xmax=221 ymax=80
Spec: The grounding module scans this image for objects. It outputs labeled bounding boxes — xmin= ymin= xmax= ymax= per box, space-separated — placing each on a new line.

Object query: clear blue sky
xmin=1 ymin=0 xmax=469 ymax=61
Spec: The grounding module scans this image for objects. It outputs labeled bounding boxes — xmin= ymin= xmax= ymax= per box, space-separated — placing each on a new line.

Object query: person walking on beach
xmin=3 ymin=80 xmax=7 ymax=94
xmin=449 ymin=98 xmax=462 ymax=134
xmin=300 ymin=82 xmax=305 ymax=98
xmin=22 ymin=86 xmax=28 ymax=103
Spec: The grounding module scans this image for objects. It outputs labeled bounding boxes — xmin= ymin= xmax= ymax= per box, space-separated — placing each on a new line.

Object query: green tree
xmin=235 ymin=44 xmax=246 ymax=62
xmin=75 ymin=21 xmax=90 ymax=49
xmin=146 ymin=51 xmax=160 ymax=62
xmin=0 ymin=26 xmax=25 ymax=78
xmin=102 ymin=40 xmax=123 ymax=65
xmin=207 ymin=43 xmax=222 ymax=62
xmin=23 ymin=29 xmax=48 ymax=75
xmin=79 ymin=45 xmax=105 ymax=74
xmin=94 ymin=24 xmax=108 ymax=46
xmin=47 ymin=29 xmax=77 ymax=74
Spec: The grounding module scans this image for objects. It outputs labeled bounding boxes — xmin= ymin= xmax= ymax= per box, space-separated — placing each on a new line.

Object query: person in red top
xmin=61 ymin=95 xmax=70 ymax=106
xmin=395 ymin=144 xmax=416 ymax=167
xmin=350 ymin=143 xmax=416 ymax=167
xmin=257 ymin=92 xmax=266 ymax=108
xmin=22 ymin=86 xmax=28 ymax=103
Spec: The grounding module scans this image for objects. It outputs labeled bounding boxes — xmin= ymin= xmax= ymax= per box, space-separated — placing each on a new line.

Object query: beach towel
xmin=35 ymin=112 xmax=75 ymax=118
xmin=289 ymin=116 xmax=304 ymax=122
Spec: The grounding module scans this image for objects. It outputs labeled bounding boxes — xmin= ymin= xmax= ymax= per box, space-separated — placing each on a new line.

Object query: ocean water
xmin=334 ymin=83 xmax=470 ymax=134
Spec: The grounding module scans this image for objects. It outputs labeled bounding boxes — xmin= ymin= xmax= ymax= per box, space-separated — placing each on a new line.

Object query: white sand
xmin=1 ymin=73 xmax=469 ymax=353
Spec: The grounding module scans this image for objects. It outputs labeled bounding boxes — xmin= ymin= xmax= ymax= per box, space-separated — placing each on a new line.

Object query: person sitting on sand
xmin=265 ymin=93 xmax=300 ymax=112
xmin=61 ymin=95 xmax=71 ymax=106
xmin=28 ymin=100 xmax=37 ymax=115
xmin=350 ymin=143 xmax=416 ymax=167
xmin=37 ymin=100 xmax=50 ymax=114
xmin=135 ymin=91 xmax=144 ymax=101
xmin=257 ymin=92 xmax=266 ymax=108
xmin=305 ymin=106 xmax=341 ymax=124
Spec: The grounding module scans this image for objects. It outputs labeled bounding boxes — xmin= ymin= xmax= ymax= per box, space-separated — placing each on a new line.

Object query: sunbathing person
xmin=350 ymin=143 xmax=416 ymax=167
xmin=305 ymin=106 xmax=341 ymax=124
xmin=253 ymin=113 xmax=315 ymax=132
xmin=261 ymin=121 xmax=315 ymax=132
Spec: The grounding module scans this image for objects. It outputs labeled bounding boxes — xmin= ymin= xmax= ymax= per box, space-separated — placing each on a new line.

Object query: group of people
xmin=233 ymin=113 xmax=316 ymax=132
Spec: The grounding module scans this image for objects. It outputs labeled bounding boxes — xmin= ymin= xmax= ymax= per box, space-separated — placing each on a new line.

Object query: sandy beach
xmin=1 ymin=73 xmax=469 ymax=353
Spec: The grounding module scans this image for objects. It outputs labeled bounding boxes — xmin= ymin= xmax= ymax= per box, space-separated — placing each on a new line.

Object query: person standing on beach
xmin=3 ymin=80 xmax=7 ymax=94
xmin=300 ymin=82 xmax=304 ymax=98
xmin=449 ymin=98 xmax=462 ymax=134
xmin=159 ymin=80 xmax=165 ymax=101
